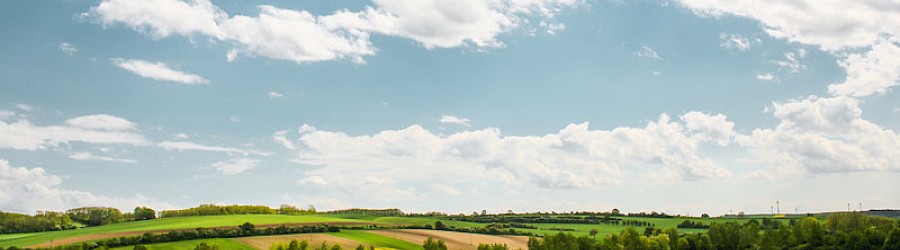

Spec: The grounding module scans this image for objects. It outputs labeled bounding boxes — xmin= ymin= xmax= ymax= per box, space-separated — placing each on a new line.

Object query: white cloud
xmin=211 ymin=157 xmax=259 ymax=175
xmin=719 ymin=33 xmax=754 ymax=51
xmin=65 ymin=114 xmax=136 ymax=131
xmin=633 ymin=46 xmax=661 ymax=60
xmin=0 ymin=159 xmax=173 ymax=214
xmin=736 ymin=96 xmax=900 ymax=175
xmin=89 ymin=0 xmax=226 ymax=39
xmin=59 ymin=42 xmax=78 ymax=56
xmin=439 ymin=115 xmax=472 ymax=127
xmin=681 ymin=112 xmax=735 ymax=146
xmin=112 ymin=58 xmax=208 ymax=84
xmin=268 ymin=91 xmax=284 ymax=98
xmin=280 ymin=115 xmax=731 ymax=195
xmin=88 ymin=0 xmax=580 ymax=64
xmin=651 ymin=70 xmax=662 ymax=77
xmin=69 ymin=152 xmax=137 ymax=164
xmin=678 ymin=0 xmax=900 ymax=51
xmin=173 ymin=133 xmax=190 ymax=139
xmin=828 ymin=41 xmax=900 ymax=97
xmin=756 ymin=72 xmax=776 ymax=81
xmin=157 ymin=141 xmax=271 ymax=156
xmin=0 ymin=115 xmax=146 ymax=150
xmin=229 ymin=115 xmax=241 ymax=123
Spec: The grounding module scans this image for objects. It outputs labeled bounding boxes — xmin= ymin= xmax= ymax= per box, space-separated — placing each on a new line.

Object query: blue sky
xmin=1 ymin=0 xmax=899 ymax=216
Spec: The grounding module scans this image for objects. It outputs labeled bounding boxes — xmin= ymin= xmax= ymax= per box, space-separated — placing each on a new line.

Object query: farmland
xmin=0 ymin=209 xmax=800 ymax=249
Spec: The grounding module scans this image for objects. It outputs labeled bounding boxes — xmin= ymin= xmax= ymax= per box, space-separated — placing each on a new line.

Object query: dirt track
xmin=370 ymin=229 xmax=529 ymax=250
xmin=27 ymin=221 xmax=378 ymax=248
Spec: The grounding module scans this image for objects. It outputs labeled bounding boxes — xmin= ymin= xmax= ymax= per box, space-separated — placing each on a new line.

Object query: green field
xmin=109 ymin=238 xmax=252 ymax=250
xmin=328 ymin=230 xmax=422 ymax=250
xmin=0 ymin=214 xmax=366 ymax=248
xmin=0 ymin=213 xmax=796 ymax=248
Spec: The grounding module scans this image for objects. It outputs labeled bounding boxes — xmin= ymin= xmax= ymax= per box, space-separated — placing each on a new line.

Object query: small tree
xmin=701 ymin=213 xmax=710 ymax=219
xmin=240 ymin=222 xmax=255 ymax=231
xmin=611 ymin=209 xmax=620 ymax=215
xmin=434 ymin=220 xmax=446 ymax=230
xmin=423 ymin=237 xmax=448 ymax=250
xmin=589 ymin=228 xmax=599 ymax=239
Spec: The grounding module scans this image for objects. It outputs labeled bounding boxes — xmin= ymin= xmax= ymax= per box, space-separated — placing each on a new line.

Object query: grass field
xmin=109 ymin=238 xmax=252 ymax=250
xmin=0 ymin=214 xmax=368 ymax=248
xmin=328 ymin=230 xmax=423 ymax=250
xmin=0 ymin=213 xmax=797 ymax=248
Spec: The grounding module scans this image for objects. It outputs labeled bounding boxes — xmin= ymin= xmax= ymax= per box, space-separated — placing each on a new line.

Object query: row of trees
xmin=448 ymin=214 xmax=655 ymax=227
xmin=527 ymin=212 xmax=900 ymax=250
xmin=322 ymin=208 xmax=404 ymax=217
xmin=0 ymin=207 xmax=156 ymax=234
xmin=159 ymin=204 xmax=318 ymax=218
xmin=0 ymin=211 xmax=77 ymax=234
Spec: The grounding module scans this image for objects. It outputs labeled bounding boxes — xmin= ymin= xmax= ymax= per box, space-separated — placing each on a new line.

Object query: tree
xmin=701 ymin=213 xmax=710 ymax=219
xmin=133 ymin=245 xmax=148 ymax=250
xmin=240 ymin=222 xmax=255 ymax=231
xmin=611 ymin=209 xmax=620 ymax=215
xmin=589 ymin=229 xmax=599 ymax=239
xmin=134 ymin=207 xmax=156 ymax=221
xmin=423 ymin=237 xmax=448 ymax=250
xmin=434 ymin=220 xmax=446 ymax=230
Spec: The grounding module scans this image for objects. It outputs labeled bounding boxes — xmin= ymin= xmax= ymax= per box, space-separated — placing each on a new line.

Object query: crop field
xmin=237 ymin=233 xmax=367 ymax=250
xmin=328 ymin=230 xmax=423 ymax=249
xmin=109 ymin=238 xmax=252 ymax=250
xmin=369 ymin=229 xmax=529 ymax=250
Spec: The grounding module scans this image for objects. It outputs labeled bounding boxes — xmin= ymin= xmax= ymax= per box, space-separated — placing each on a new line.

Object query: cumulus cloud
xmin=112 ymin=58 xmax=208 ymax=84
xmin=736 ymin=96 xmax=900 ymax=175
xmin=681 ymin=112 xmax=735 ymax=146
xmin=268 ymin=91 xmax=284 ymax=98
xmin=0 ymin=159 xmax=173 ymax=213
xmin=69 ymin=151 xmax=137 ymax=164
xmin=88 ymin=0 xmax=580 ymax=64
xmin=278 ymin=114 xmax=732 ymax=197
xmin=58 ymin=42 xmax=78 ymax=56
xmin=89 ymin=0 xmax=226 ymax=39
xmin=211 ymin=157 xmax=259 ymax=175
xmin=0 ymin=115 xmax=146 ymax=150
xmin=439 ymin=115 xmax=472 ymax=127
xmin=828 ymin=41 xmax=900 ymax=97
xmin=678 ymin=0 xmax=899 ymax=51
xmin=157 ymin=141 xmax=270 ymax=156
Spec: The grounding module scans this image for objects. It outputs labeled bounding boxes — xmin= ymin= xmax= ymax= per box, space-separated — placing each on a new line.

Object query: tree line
xmin=0 ymin=207 xmax=155 ymax=234
xmin=269 ymin=239 xmax=375 ymax=250
xmin=526 ymin=212 xmax=900 ymax=250
xmin=448 ymin=214 xmax=655 ymax=227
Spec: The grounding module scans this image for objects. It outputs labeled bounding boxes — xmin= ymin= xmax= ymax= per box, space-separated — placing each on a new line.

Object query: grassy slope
xmin=329 ymin=231 xmax=422 ymax=250
xmin=0 ymin=214 xmax=365 ymax=248
xmin=109 ymin=238 xmax=252 ymax=250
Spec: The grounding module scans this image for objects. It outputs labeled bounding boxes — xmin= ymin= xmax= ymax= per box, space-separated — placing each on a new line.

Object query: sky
xmin=1 ymin=0 xmax=899 ymax=216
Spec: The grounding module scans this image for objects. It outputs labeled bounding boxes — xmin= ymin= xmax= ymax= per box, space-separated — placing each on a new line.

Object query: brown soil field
xmin=370 ymin=229 xmax=530 ymax=250
xmin=27 ymin=221 xmax=378 ymax=248
xmin=237 ymin=234 xmax=367 ymax=250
